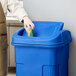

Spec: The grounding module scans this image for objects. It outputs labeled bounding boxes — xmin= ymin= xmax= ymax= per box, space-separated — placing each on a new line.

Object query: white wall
xmin=23 ymin=0 xmax=76 ymax=76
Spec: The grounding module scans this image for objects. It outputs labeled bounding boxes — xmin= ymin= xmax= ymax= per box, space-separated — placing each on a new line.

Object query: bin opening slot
xmin=17 ymin=22 xmax=64 ymax=37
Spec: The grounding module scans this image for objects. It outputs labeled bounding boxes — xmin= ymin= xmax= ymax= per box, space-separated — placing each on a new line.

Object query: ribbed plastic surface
xmin=12 ymin=21 xmax=72 ymax=76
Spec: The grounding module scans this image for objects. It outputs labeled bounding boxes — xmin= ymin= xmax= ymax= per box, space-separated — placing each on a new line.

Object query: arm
xmin=7 ymin=0 xmax=28 ymax=22
xmin=7 ymin=0 xmax=34 ymax=29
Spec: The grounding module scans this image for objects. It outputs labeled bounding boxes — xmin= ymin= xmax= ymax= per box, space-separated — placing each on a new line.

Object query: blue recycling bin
xmin=11 ymin=21 xmax=72 ymax=76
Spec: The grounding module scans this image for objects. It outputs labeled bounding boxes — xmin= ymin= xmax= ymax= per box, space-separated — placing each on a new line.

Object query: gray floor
xmin=7 ymin=73 xmax=16 ymax=76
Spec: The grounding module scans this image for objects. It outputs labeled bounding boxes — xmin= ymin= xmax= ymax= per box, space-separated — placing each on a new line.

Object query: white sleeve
xmin=7 ymin=0 xmax=28 ymax=22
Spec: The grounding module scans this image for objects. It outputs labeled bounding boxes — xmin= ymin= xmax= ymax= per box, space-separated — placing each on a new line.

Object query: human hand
xmin=23 ymin=16 xmax=34 ymax=30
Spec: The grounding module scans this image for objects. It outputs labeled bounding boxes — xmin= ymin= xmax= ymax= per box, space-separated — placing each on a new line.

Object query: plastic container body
xmin=15 ymin=44 xmax=69 ymax=76
xmin=12 ymin=21 xmax=72 ymax=76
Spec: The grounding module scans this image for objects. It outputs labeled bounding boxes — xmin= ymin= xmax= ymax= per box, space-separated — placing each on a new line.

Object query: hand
xmin=23 ymin=16 xmax=34 ymax=30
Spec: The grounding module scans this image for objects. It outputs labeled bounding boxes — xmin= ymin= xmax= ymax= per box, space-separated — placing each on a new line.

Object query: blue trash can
xmin=11 ymin=21 xmax=72 ymax=76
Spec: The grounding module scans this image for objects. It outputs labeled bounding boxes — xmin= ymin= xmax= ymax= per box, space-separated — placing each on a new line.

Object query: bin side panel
xmin=15 ymin=46 xmax=57 ymax=65
xmin=59 ymin=63 xmax=68 ymax=76
xmin=43 ymin=65 xmax=59 ymax=76
xmin=14 ymin=44 xmax=69 ymax=76
xmin=16 ymin=63 xmax=42 ymax=76
xmin=15 ymin=44 xmax=69 ymax=65
xmin=57 ymin=44 xmax=69 ymax=64
xmin=16 ymin=63 xmax=68 ymax=76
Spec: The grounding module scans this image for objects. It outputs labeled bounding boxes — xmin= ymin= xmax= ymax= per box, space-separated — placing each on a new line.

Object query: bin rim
xmin=11 ymin=21 xmax=72 ymax=46
xmin=11 ymin=29 xmax=72 ymax=46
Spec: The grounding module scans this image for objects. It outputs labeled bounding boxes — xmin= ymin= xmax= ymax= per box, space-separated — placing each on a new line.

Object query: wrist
xmin=23 ymin=16 xmax=28 ymax=19
xmin=21 ymin=16 xmax=28 ymax=23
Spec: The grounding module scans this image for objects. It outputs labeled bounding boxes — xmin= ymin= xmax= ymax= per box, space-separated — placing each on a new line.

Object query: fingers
xmin=24 ymin=25 xmax=28 ymax=29
xmin=29 ymin=23 xmax=34 ymax=29
xmin=24 ymin=23 xmax=34 ymax=30
xmin=23 ymin=16 xmax=34 ymax=30
xmin=31 ymin=23 xmax=34 ymax=29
